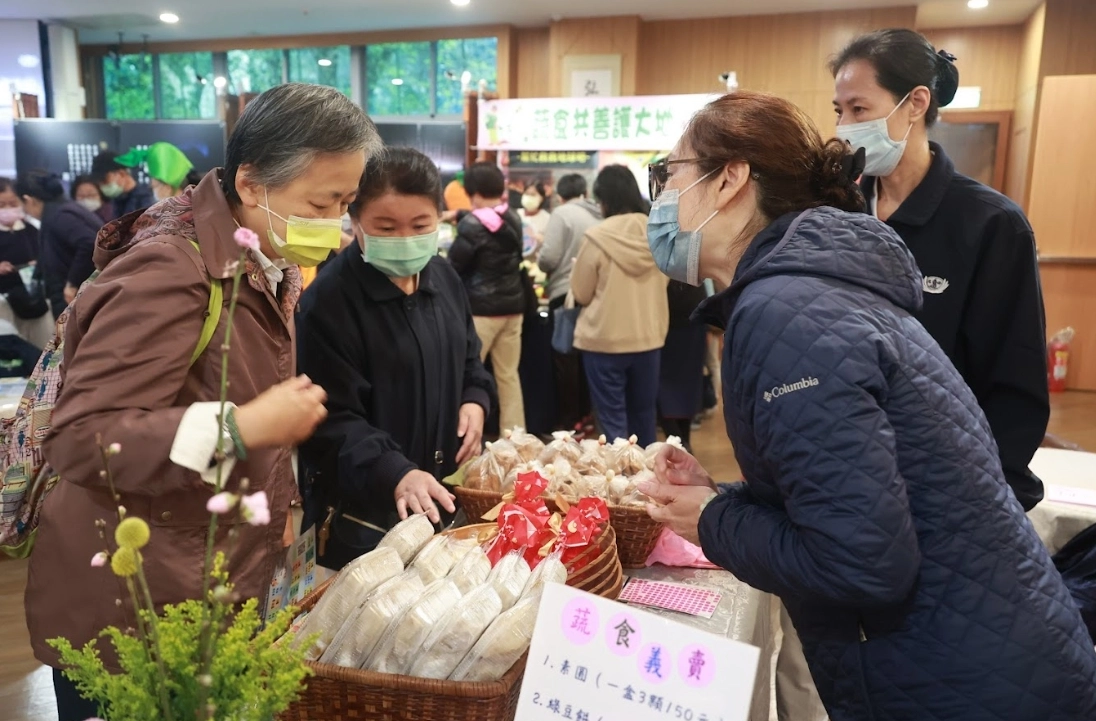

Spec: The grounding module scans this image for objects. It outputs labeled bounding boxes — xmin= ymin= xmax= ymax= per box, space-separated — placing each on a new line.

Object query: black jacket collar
xmin=861 ymin=142 xmax=955 ymax=228
xmin=349 ymin=248 xmax=441 ymax=302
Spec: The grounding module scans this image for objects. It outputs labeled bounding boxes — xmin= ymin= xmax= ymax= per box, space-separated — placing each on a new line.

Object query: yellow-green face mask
xmin=259 ymin=188 xmax=342 ymax=267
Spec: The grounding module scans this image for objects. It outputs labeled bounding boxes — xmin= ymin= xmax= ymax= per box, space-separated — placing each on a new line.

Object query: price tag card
xmin=618 ymin=578 xmax=722 ymax=619
xmin=516 ymin=583 xmax=760 ymax=721
xmin=1046 ymin=484 xmax=1096 ymax=509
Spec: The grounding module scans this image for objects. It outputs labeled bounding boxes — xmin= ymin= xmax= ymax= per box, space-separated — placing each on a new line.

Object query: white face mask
xmin=77 ymin=197 xmax=103 ymax=213
xmin=835 ymin=93 xmax=913 ymax=177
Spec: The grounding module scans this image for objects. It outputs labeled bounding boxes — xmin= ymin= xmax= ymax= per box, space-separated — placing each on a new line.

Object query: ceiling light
xmin=17 ymin=54 xmax=39 ymax=68
xmin=159 ymin=12 xmax=180 ymax=23
xmin=967 ymin=0 xmax=988 ymax=8
xmin=213 ymin=76 xmax=227 ymax=89
xmin=451 ymin=0 xmax=471 ymax=6
xmin=461 ymin=70 xmax=472 ymax=85
xmin=391 ymin=78 xmax=404 ymax=86
xmin=317 ymin=58 xmax=332 ymax=67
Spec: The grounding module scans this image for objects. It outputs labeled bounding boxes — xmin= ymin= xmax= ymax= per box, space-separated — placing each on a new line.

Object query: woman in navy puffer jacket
xmin=642 ymin=91 xmax=1096 ymax=721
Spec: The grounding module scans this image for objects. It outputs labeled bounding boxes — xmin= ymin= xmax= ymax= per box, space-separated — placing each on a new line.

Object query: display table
xmin=628 ymin=565 xmax=775 ymax=721
xmin=1028 ymin=447 xmax=1096 ymax=554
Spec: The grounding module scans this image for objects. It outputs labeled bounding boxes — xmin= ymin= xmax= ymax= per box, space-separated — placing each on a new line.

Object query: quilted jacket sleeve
xmin=699 ymin=304 xmax=922 ymax=607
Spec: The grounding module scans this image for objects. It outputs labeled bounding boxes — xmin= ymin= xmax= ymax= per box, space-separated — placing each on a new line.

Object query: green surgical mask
xmin=100 ymin=182 xmax=123 ymax=199
xmin=362 ymin=229 xmax=439 ymax=278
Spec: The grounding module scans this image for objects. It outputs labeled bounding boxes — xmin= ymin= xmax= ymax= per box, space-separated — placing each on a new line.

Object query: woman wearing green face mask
xmin=297 ymin=147 xmax=497 ymax=570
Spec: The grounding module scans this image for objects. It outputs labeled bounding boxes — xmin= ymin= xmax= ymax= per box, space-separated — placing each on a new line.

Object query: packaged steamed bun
xmin=319 ymin=570 xmax=424 ymax=668
xmin=450 ymin=594 xmax=541 ymax=682
xmin=487 ymin=550 xmax=532 ymax=610
xmin=409 ymin=584 xmax=504 ymax=680
xmin=447 ymin=545 xmax=493 ymax=594
xmin=377 ymin=513 xmax=435 ymax=564
xmin=521 ymin=552 xmax=567 ymax=602
xmin=292 ymin=546 xmax=403 ymax=659
xmin=366 ymin=578 xmax=464 ymax=674
xmin=412 ymin=534 xmax=479 ymax=584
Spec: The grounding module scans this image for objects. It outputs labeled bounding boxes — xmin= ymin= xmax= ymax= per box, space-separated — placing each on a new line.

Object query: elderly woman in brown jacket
xmin=24 ymin=84 xmax=382 ymax=721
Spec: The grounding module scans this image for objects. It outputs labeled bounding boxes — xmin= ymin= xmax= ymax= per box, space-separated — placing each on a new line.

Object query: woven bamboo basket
xmin=452 ymin=486 xmax=504 ymax=524
xmin=279 ymin=581 xmax=525 ymax=721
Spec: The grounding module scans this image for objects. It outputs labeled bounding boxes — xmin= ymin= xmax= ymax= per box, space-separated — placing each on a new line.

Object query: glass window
xmin=435 ymin=38 xmax=498 ymax=116
xmin=158 ymin=52 xmax=217 ymax=119
xmin=103 ymin=53 xmax=155 ymax=120
xmin=287 ymin=46 xmax=352 ymax=96
xmin=227 ymin=49 xmax=284 ymax=95
xmin=366 ymin=42 xmax=432 ymax=116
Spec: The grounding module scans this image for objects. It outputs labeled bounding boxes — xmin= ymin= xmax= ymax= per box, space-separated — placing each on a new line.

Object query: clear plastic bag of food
xmin=408 ymin=584 xmax=504 ymax=680
xmin=377 ymin=514 xmax=436 ymax=564
xmin=574 ymin=444 xmax=610 ymax=476
xmin=447 ymin=545 xmax=493 ymax=594
xmin=609 ymin=435 xmax=647 ymax=476
xmin=502 ymin=460 xmax=546 ymax=494
xmin=412 ymin=534 xmax=479 ymax=584
xmin=542 ymin=457 xmax=579 ymax=497
xmin=319 ymin=570 xmax=424 ymax=668
xmin=487 ymin=550 xmax=532 ymax=610
xmin=449 ymin=594 xmax=541 ymax=682
xmin=644 ymin=435 xmax=685 ymax=470
xmin=503 ymin=427 xmax=545 ymax=464
xmin=365 ymin=578 xmax=464 ymax=674
xmin=538 ymin=430 xmax=583 ymax=466
xmin=464 ymin=450 xmax=507 ymax=492
xmin=521 ymin=551 xmax=567 ymax=602
xmin=614 ymin=469 xmax=655 ymax=508
xmin=292 ymin=546 xmax=403 ymax=659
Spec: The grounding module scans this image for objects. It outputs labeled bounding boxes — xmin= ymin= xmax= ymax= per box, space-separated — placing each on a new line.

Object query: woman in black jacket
xmin=833 ymin=30 xmax=1048 ymax=511
xmin=297 ymin=148 xmax=496 ymax=570
xmin=15 ymin=171 xmax=101 ymax=319
xmin=449 ymin=162 xmax=526 ymax=433
xmin=0 ymin=177 xmax=50 ymax=338
xmin=658 ymin=281 xmax=709 ymax=451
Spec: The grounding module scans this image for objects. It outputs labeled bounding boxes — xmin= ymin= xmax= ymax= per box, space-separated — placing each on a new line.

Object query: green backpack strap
xmin=187 ymin=239 xmax=223 ymax=367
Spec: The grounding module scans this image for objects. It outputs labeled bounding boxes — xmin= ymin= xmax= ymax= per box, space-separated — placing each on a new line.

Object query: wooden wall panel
xmin=1006 ymin=3 xmax=1045 ymax=207
xmin=634 ymin=7 xmax=917 ymax=134
xmin=514 ymin=28 xmax=550 ymax=100
xmin=1027 ymin=75 xmax=1096 ymax=259
xmin=1040 ymin=264 xmax=1096 ymax=390
xmin=921 ymin=25 xmax=1023 ymax=111
xmin=547 ymin=16 xmax=640 ymax=98
xmin=1040 ymin=0 xmax=1096 ymax=77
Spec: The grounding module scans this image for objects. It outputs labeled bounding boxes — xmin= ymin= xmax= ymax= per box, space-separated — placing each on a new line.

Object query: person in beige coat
xmin=572 ymin=165 xmax=669 ymax=445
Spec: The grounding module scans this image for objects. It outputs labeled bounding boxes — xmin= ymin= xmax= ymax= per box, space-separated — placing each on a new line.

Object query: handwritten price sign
xmin=516 ymin=584 xmax=760 ymax=721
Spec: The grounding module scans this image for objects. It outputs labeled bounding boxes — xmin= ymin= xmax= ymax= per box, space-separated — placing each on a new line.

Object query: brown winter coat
xmin=25 ymin=170 xmax=300 ymax=669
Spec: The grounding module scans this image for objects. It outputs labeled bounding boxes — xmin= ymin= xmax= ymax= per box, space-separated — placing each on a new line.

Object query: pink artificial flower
xmin=90 ymin=552 xmax=107 ymax=568
xmin=233 ymin=227 xmax=260 ymax=251
xmin=206 ymin=491 xmax=238 ymax=515
xmin=240 ymin=491 xmax=271 ymax=526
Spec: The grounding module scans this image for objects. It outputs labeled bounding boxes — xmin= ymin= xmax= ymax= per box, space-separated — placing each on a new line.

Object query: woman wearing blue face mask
xmin=833 ymin=29 xmax=1049 ymax=513
xmin=297 ymin=147 xmax=496 ymax=570
xmin=640 ymin=90 xmax=1096 ymax=721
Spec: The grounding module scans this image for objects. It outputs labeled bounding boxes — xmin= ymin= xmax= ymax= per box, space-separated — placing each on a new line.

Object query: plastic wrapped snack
xmin=447 ymin=545 xmax=493 ymax=594
xmin=319 ymin=571 xmax=424 ymax=668
xmin=644 ymin=435 xmax=685 ymax=470
xmin=450 ymin=594 xmax=541 ymax=682
xmin=609 ymin=435 xmax=647 ymax=476
xmin=487 ymin=550 xmax=532 ymax=610
xmin=543 ymin=458 xmax=580 ymax=498
xmin=412 ymin=534 xmax=479 ymax=584
xmin=366 ymin=579 xmax=464 ymax=674
xmin=408 ymin=584 xmax=504 ymax=680
xmin=377 ymin=514 xmax=436 ymax=564
xmin=521 ymin=552 xmax=567 ymax=602
xmin=463 ymin=450 xmax=508 ymax=492
xmin=503 ymin=428 xmax=545 ymax=464
xmin=574 ymin=443 xmax=610 ymax=476
xmin=502 ymin=460 xmax=546 ymax=494
xmin=538 ymin=430 xmax=583 ymax=466
xmin=615 ymin=469 xmax=655 ymax=508
xmin=293 ymin=546 xmax=403 ymax=658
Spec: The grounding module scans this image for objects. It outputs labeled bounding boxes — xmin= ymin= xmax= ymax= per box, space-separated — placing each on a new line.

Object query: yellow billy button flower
xmin=115 ymin=517 xmax=151 ymax=550
xmin=111 ymin=546 xmax=141 ymax=577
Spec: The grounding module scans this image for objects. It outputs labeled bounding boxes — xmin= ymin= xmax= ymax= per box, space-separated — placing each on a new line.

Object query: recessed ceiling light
xmin=967 ymin=0 xmax=989 ymax=9
xmin=317 ymin=58 xmax=332 ymax=67
xmin=159 ymin=12 xmax=180 ymax=23
xmin=391 ymin=78 xmax=404 ymax=86
xmin=213 ymin=76 xmax=227 ymax=89
xmin=17 ymin=54 xmax=39 ymax=68
xmin=451 ymin=0 xmax=471 ymax=7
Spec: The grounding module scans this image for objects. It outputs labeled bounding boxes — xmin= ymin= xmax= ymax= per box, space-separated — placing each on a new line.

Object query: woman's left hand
xmin=455 ymin=402 xmax=485 ymax=465
xmin=639 ymin=479 xmax=718 ymax=547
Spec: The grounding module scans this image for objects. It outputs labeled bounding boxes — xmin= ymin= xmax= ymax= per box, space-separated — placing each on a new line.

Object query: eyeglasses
xmin=648 ymin=158 xmax=701 ymax=201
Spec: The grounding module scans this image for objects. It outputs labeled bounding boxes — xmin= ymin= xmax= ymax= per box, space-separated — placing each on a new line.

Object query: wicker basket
xmin=608 ymin=504 xmax=664 ymax=569
xmin=279 ymin=582 xmax=525 ymax=721
xmin=453 ymin=486 xmax=504 ymax=524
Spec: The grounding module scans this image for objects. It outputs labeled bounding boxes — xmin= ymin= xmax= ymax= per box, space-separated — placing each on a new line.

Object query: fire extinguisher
xmin=1047 ymin=327 xmax=1075 ymax=393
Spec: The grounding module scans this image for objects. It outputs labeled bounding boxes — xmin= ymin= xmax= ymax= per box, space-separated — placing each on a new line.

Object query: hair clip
xmin=937 ymin=49 xmax=957 ymax=64
xmin=840 ymin=147 xmax=867 ymax=182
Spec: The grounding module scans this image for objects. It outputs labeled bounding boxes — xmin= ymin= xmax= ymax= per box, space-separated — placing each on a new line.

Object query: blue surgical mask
xmin=835 ymin=93 xmax=912 ymax=177
xmin=647 ymin=170 xmax=718 ymax=286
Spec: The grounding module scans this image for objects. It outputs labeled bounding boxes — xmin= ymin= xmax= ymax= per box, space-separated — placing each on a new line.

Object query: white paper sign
xmin=570 ymin=69 xmax=614 ymax=98
xmin=517 ymin=583 xmax=760 ymax=721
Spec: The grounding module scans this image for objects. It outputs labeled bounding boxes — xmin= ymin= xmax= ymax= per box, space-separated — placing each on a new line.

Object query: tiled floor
xmin=1 ymin=391 xmax=1092 ymax=721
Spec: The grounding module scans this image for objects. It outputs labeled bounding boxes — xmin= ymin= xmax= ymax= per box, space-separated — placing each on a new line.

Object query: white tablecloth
xmin=1028 ymin=448 xmax=1096 ymax=554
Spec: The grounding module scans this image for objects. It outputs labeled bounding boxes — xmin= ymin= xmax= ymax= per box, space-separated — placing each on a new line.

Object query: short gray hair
xmin=222 ymin=83 xmax=382 ymax=202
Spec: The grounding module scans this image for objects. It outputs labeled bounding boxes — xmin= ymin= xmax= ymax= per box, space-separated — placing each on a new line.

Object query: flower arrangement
xmin=47 ymin=227 xmax=312 ymax=721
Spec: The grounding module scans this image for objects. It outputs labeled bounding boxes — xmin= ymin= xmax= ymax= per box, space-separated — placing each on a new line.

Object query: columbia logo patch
xmin=763 ymin=377 xmax=820 ymax=403
xmin=922 ymin=276 xmax=949 ymax=294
